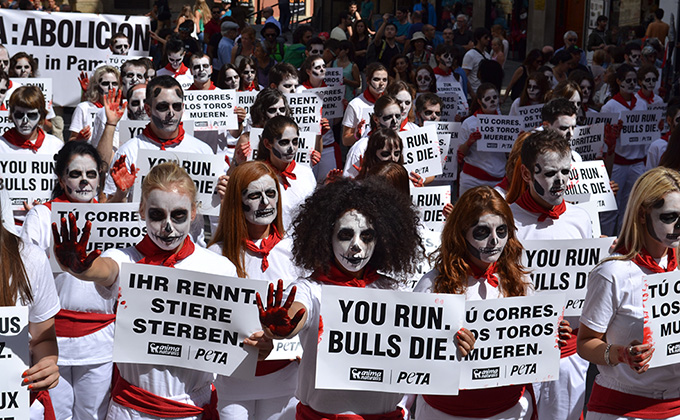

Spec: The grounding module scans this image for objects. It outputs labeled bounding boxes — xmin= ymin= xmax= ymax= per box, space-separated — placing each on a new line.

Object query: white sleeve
xmin=509 ymin=98 xmax=520 ymax=116
xmin=461 ymin=50 xmax=474 ymax=71
xmin=579 ymin=263 xmax=618 ymax=334
xmin=20 ymin=205 xmax=48 ymax=251
xmin=69 ymin=103 xmax=87 ymax=133
xmin=22 ymin=242 xmax=60 ymax=323
xmin=342 ymin=100 xmax=360 ymax=129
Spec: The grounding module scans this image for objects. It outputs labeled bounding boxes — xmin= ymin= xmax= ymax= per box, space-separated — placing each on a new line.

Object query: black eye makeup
xmin=659 ymin=212 xmax=680 ymax=225
xmin=13 ymin=111 xmax=39 ymax=120
xmin=360 ymin=229 xmax=376 ymax=243
xmin=337 ymin=228 xmax=354 ymax=241
xmin=155 ymin=102 xmax=183 ymax=112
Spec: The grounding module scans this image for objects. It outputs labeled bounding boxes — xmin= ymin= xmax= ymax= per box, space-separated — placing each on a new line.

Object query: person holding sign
xmin=52 ymin=162 xmax=244 ymax=419
xmin=209 ymin=161 xmax=300 ymax=420
xmin=238 ymin=58 xmax=261 ymax=92
xmin=188 ymin=52 xmax=217 ymax=91
xmin=508 ymin=72 xmax=550 ymax=119
xmin=355 ymin=127 xmax=404 ymax=179
xmin=257 ymin=177 xmax=423 ymax=419
xmin=342 ymin=62 xmax=388 ymax=146
xmin=578 ymin=167 xmax=680 ymax=419
xmin=634 ymin=65 xmax=663 ymax=108
xmin=69 ymin=65 xmax=120 ymax=142
xmin=414 ymin=185 xmax=534 ymax=419
xmin=21 ymin=141 xmax=114 ymax=420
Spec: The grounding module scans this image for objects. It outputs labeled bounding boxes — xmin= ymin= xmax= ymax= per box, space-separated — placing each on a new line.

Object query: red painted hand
xmin=324 ymin=168 xmax=343 ymax=184
xmin=77 ymin=71 xmax=90 ymax=92
xmin=320 ymin=118 xmax=331 ymax=135
xmin=310 ymin=150 xmax=321 ymax=166
xmin=111 ymin=155 xmax=139 ymax=192
xmin=256 ymin=279 xmax=305 ymax=338
xmin=51 ymin=212 xmax=100 ymax=273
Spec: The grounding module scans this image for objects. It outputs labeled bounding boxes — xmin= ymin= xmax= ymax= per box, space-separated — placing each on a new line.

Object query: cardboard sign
xmin=285 ymin=92 xmax=321 ymax=133
xmin=316 ymin=285 xmax=465 ymax=394
xmin=113 ymin=264 xmax=265 ymax=377
xmin=522 ymin=238 xmax=615 ymax=316
xmin=0 ymin=110 xmax=13 ymax=134
xmin=6 ymin=78 xmax=54 ymax=115
xmin=235 ymin=91 xmax=258 ymax=120
xmin=459 ymin=293 xmax=565 ymax=389
xmin=582 ymin=111 xmax=618 ymax=127
xmin=426 ymin=121 xmax=462 ymax=182
xmin=476 ymin=115 xmax=523 ymax=152
xmin=517 ymin=104 xmax=544 ymax=131
xmin=643 ymin=271 xmax=680 ymax=368
xmin=401 ymin=124 xmax=442 ymax=177
xmin=132 ymin=150 xmax=224 ymax=216
xmin=0 ymin=154 xmax=57 ymax=210
xmin=247 ymin=127 xmax=316 ymax=166
xmin=49 ymin=203 xmax=145 ymax=272
xmin=324 ymin=67 xmax=344 ymax=86
xmin=565 ymin=160 xmax=617 ymax=212
xmin=570 ymin=124 xmax=605 ymax=161
xmin=410 ymin=185 xmax=451 ymax=232
xmin=0 ymin=306 xmax=30 ymax=419
xmin=183 ymin=90 xmax=238 ymax=131
xmin=620 ymin=110 xmax=663 ymax=145
xmin=403 ymin=228 xmax=442 ymax=291
xmin=308 ymin=86 xmax=344 ymax=119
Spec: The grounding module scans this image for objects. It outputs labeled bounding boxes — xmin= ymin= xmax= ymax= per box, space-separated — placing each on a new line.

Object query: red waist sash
xmin=588 ymin=381 xmax=680 ymax=419
xmin=54 ymin=309 xmax=116 ymax=338
xmin=614 ymin=154 xmax=645 ymax=166
xmin=423 ymin=384 xmax=537 ymax=419
xmin=30 ymin=390 xmax=56 ymax=420
xmin=296 ymin=403 xmax=404 ymax=420
xmin=255 ymin=359 xmax=295 ymax=376
xmin=560 ymin=327 xmax=578 ymax=358
xmin=462 ymin=163 xmax=504 ymax=182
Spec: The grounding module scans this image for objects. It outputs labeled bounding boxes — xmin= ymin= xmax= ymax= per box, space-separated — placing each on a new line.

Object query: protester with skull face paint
xmin=157 ymin=38 xmax=194 ymax=90
xmin=217 ymin=63 xmax=241 ymax=90
xmin=646 ymin=100 xmax=680 ymax=171
xmin=188 ymin=52 xmax=217 ymax=90
xmin=434 ymin=44 xmax=464 ymax=97
xmin=0 ymin=70 xmax=9 ymax=111
xmin=508 ymin=72 xmax=550 ymax=117
xmin=9 ymin=52 xmax=38 ymax=78
xmin=209 ymin=161 xmax=301 ymax=420
xmin=256 ymin=177 xmax=423 ymax=419
xmin=578 ymin=167 xmax=680 ymax=419
xmin=414 ymin=186 xmax=533 ymax=419
xmin=53 ymin=162 xmax=241 ymax=420
xmin=69 ymin=65 xmax=120 ymax=141
xmin=634 ymin=64 xmax=663 ymax=107
xmin=237 ymin=57 xmax=261 ymax=91
xmin=353 ymin=127 xmax=404 ymax=180
xmin=342 ymin=62 xmax=389 ymax=146
xmin=20 ymin=141 xmax=114 ymax=420
xmin=414 ymin=64 xmax=437 ymax=93
xmin=568 ymin=70 xmax=599 ymax=115
xmin=109 ymin=32 xmax=131 ymax=56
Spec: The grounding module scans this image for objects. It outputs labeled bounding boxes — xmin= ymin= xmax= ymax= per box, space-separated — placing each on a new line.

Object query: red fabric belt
xmin=255 ymin=359 xmax=294 ymax=376
xmin=560 ymin=327 xmax=578 ymax=358
xmin=587 ymin=381 xmax=680 ymax=419
xmin=423 ymin=384 xmax=536 ymax=418
xmin=54 ymin=309 xmax=116 ymax=338
xmin=296 ymin=403 xmax=405 ymax=420
xmin=462 ymin=163 xmax=504 ymax=182
xmin=111 ymin=366 xmax=218 ymax=418
xmin=30 ymin=390 xmax=56 ymax=420
xmin=330 ymin=141 xmax=342 ymax=169
xmin=614 ymin=154 xmax=646 ymax=166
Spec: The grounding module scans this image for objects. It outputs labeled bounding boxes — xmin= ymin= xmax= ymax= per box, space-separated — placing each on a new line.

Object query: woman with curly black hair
xmin=256 ymin=177 xmax=433 ymax=418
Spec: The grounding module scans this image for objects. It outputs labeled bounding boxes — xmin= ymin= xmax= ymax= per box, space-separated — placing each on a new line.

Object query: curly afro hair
xmin=291 ymin=177 xmax=424 ymax=278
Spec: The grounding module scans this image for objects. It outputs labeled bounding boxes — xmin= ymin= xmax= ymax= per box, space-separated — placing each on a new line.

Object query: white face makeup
xmin=127 ymin=88 xmax=148 ymax=120
xmin=646 ymin=192 xmax=680 ymax=250
xmin=242 ymin=65 xmax=256 ymax=85
xmin=375 ymin=141 xmax=401 ymax=162
xmin=149 ymin=87 xmax=183 ymax=133
xmin=308 ymin=58 xmax=326 ymax=82
xmin=568 ymin=91 xmax=581 ymax=111
xmin=265 ymin=98 xmax=287 ymax=119
xmin=620 ymin=71 xmax=638 ymax=95
xmin=530 ymin=151 xmax=571 ymax=207
xmin=12 ymin=106 xmax=40 ymax=136
xmin=13 ymin=58 xmax=31 ymax=78
xmin=551 ymin=114 xmax=577 ymax=141
xmin=191 ymin=57 xmax=212 ymax=83
xmin=465 ymin=213 xmax=508 ymax=265
xmin=480 ymin=89 xmax=499 ymax=113
xmin=308 ymin=44 xmax=324 ymax=57
xmin=278 ymin=75 xmax=299 ymax=93
xmin=61 ymin=154 xmax=99 ymax=203
xmin=98 ymin=72 xmax=119 ymax=96
xmin=144 ymin=188 xmax=193 ymax=251
xmin=369 ymin=70 xmax=388 ymax=96
xmin=332 ymin=210 xmax=376 ymax=275
xmin=167 ymin=51 xmax=185 ymax=70
xmin=544 ymin=71 xmax=555 ymax=86
xmin=526 ymin=80 xmax=540 ymax=100
xmin=376 ymin=104 xmax=402 ymax=130
xmin=122 ymin=65 xmax=146 ymax=94
xmin=0 ymin=49 xmax=9 ymax=71
xmin=440 ymin=52 xmax=454 ymax=68
xmin=267 ymin=125 xmax=298 ymax=163
xmin=394 ymin=90 xmax=412 ymax=121
xmin=579 ymin=80 xmax=592 ymax=102
xmin=642 ymin=71 xmax=657 ymax=92
xmin=420 ymin=103 xmax=441 ymax=122
xmin=629 ymin=50 xmax=641 ymax=67
xmin=223 ymin=69 xmax=240 ymax=89
xmin=112 ymin=38 xmax=130 ymax=55
xmin=0 ymin=79 xmax=9 ymax=104
xmin=242 ymin=175 xmax=278 ymax=226
xmin=416 ymin=69 xmax=432 ymax=91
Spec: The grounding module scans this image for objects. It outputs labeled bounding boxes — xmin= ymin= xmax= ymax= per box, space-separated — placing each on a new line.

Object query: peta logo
xmin=471 ymin=367 xmax=500 ymax=380
xmin=396 ymin=371 xmax=430 ymax=385
xmin=510 ymin=363 xmax=536 ymax=376
xmin=667 ymin=342 xmax=680 ymax=356
xmin=147 ymin=342 xmax=182 ymax=357
xmin=349 ymin=368 xmax=384 ymax=382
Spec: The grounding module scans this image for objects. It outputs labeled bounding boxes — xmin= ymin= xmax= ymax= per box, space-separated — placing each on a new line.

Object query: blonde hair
xmin=194 ymin=0 xmax=212 ymax=22
xmin=139 ymin=161 xmax=197 ymax=214
xmin=86 ymin=65 xmax=120 ymax=103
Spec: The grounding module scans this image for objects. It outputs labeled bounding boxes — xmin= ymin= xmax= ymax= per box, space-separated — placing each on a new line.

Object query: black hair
xmin=145 ymin=75 xmax=183 ymax=104
xmin=521 ymin=128 xmax=571 ymax=172
xmin=52 ymin=141 xmax=106 ymax=199
xmin=541 ymin=97 xmax=578 ymax=124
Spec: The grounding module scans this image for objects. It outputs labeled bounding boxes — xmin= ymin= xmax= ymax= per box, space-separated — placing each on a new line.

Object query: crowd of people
xmin=1 ymin=1 xmax=680 ymax=420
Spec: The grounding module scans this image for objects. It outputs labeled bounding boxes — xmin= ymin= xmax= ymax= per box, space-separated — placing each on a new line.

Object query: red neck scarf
xmin=313 ymin=262 xmax=381 ymax=288
xmin=612 ymin=92 xmax=637 ymax=110
xmin=496 ymin=176 xmax=510 ymax=192
xmin=303 ymin=80 xmax=327 ymax=89
xmin=662 ymin=131 xmax=672 ymax=141
xmin=363 ymin=88 xmax=380 ymax=104
xmin=240 ymin=81 xmax=258 ymax=91
xmin=637 ymin=89 xmax=655 ymax=104
xmin=266 ymin=159 xmax=296 ymax=190
xmin=433 ymin=66 xmax=451 ymax=76
xmin=243 ymin=225 xmax=282 ymax=272
xmin=624 ymin=247 xmax=678 ymax=273
xmin=515 ymin=189 xmax=566 ymax=222
xmin=473 ymin=109 xmax=499 ymax=117
xmin=92 ymin=101 xmax=104 ymax=108
xmin=164 ymin=62 xmax=189 ymax=76
xmin=141 ymin=122 xmax=185 ymax=150
xmin=44 ymin=194 xmax=97 ymax=210
xmin=188 ymin=81 xmax=217 ymax=91
xmin=135 ymin=235 xmax=195 ymax=267
xmin=400 ymin=118 xmax=408 ymax=131
xmin=468 ymin=261 xmax=499 ymax=287
xmin=3 ymin=127 xmax=45 ymax=152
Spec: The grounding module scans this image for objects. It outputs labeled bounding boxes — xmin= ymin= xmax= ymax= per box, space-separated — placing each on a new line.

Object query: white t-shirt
xmin=634 ymin=91 xmax=664 ymax=108
xmin=600 ymin=97 xmax=648 ymax=160
xmin=460 ymin=114 xmax=506 ymax=179
xmin=645 ymin=137 xmax=668 ymax=171
xmin=91 ymin=106 xmax=129 ymax=155
xmin=16 ymin=238 xmax=61 ymax=324
xmin=462 ymin=48 xmax=490 ymax=93
xmin=342 ymin=93 xmax=375 ymax=132
xmin=511 ymin=201 xmax=593 ymax=241
xmin=0 ymin=132 xmax=63 ymax=155
xmin=70 ymin=101 xmax=101 ymax=134
xmin=277 ymin=162 xmax=316 ymax=231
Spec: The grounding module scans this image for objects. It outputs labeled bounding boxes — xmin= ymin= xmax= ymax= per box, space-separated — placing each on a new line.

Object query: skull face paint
xmin=645 ymin=192 xmax=680 ymax=249
xmin=223 ymin=69 xmax=240 ymax=90
xmin=628 ymin=50 xmax=641 ymax=67
xmin=0 ymin=78 xmax=9 ymax=105
xmin=12 ymin=106 xmax=41 ymax=136
xmin=278 ymin=75 xmax=299 ymax=93
xmin=465 ymin=213 xmax=508 ymax=265
xmin=420 ymin=102 xmax=441 ymax=122
xmin=122 ymin=65 xmax=146 ymax=94
xmin=98 ymin=72 xmax=119 ymax=96
xmin=241 ymin=64 xmax=256 ymax=85
xmin=579 ymin=80 xmax=592 ymax=102
xmin=112 ymin=38 xmax=130 ymax=55
xmin=619 ymin=71 xmax=638 ymax=95
xmin=332 ymin=210 xmax=376 ymax=275
xmin=191 ymin=57 xmax=212 ymax=83
xmin=530 ymin=151 xmax=571 ymax=207
xmin=13 ymin=58 xmax=31 ymax=78
xmin=526 ymin=80 xmax=540 ymax=101
xmin=149 ymin=88 xmax=183 ymax=133
xmin=144 ymin=188 xmax=193 ymax=251
xmin=642 ymin=72 xmax=657 ymax=92
xmin=550 ymin=115 xmax=577 ymax=141
xmin=368 ymin=70 xmax=388 ymax=96
xmin=376 ymin=104 xmax=402 ymax=131
xmin=167 ymin=52 xmax=185 ymax=70
xmin=568 ymin=91 xmax=581 ymax=111
xmin=440 ymin=52 xmax=454 ymax=68
xmin=265 ymin=98 xmax=287 ymax=119
xmin=308 ymin=58 xmax=326 ymax=84
xmin=241 ymin=175 xmax=278 ymax=226
xmin=61 ymin=154 xmax=99 ymax=203
xmin=394 ymin=90 xmax=413 ymax=121
xmin=127 ymin=88 xmax=148 ymax=120
xmin=375 ymin=140 xmax=401 ymax=162
xmin=416 ymin=69 xmax=432 ymax=91
xmin=480 ymin=89 xmax=499 ymax=113
xmin=267 ymin=125 xmax=299 ymax=163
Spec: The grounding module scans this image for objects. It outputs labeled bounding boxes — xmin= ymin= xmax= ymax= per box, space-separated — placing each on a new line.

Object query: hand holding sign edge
xmin=256 ymin=279 xmax=306 ymax=339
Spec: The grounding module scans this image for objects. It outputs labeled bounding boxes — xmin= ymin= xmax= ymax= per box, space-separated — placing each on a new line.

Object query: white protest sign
xmin=317 ymin=285 xmax=465 ymax=394
xmin=6 ymin=78 xmax=53 ymax=115
xmin=565 ymin=160 xmax=616 ymax=212
xmin=0 ymin=306 xmax=29 ymax=419
xmin=426 ymin=121 xmax=462 ymax=182
xmin=235 ymin=91 xmax=258 ymax=120
xmin=0 ymin=10 xmax=150 ymax=107
xmin=517 ymin=104 xmax=544 ymax=131
xmin=285 ymin=92 xmax=321 ymax=133
xmin=49 ymin=203 xmax=146 ymax=272
xmin=401 ymin=124 xmax=442 ymax=177
xmin=476 ymin=114 xmax=522 ymax=152
xmin=266 ymin=337 xmax=303 ymax=360
xmin=410 ymin=185 xmax=450 ymax=232
xmin=439 ymin=93 xmax=458 ymax=121
xmin=643 ymin=271 xmax=680 ymax=368
xmin=247 ymin=127 xmax=316 ymax=166
xmin=648 ymin=102 xmax=667 ymax=113
xmin=523 ymin=238 xmax=614 ymax=316
xmin=114 ymin=264 xmax=265 ymax=377
xmin=183 ymin=90 xmax=238 ymax=131
xmin=582 ymin=112 xmax=618 ymax=127
xmin=0 ymin=110 xmax=13 ymax=134
xmin=404 ymin=229 xmax=441 ymax=291
xmin=459 ymin=293 xmax=564 ymax=389
xmin=620 ymin=110 xmax=663 ymax=146
xmin=308 ymin=86 xmax=344 ymax=119
xmin=574 ymin=200 xmax=602 ymax=238
xmin=105 ymin=54 xmax=151 ymax=69
xmin=132 ymin=150 xmax=224 ymax=216
xmin=0 ymin=154 xmax=57 ymax=210
xmin=570 ymin=124 xmax=605 ymax=161
xmin=324 ymin=67 xmax=344 ymax=86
